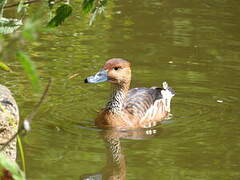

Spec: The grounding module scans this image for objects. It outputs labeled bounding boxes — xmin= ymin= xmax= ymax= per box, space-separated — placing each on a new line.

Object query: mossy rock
xmin=0 ymin=85 xmax=19 ymax=161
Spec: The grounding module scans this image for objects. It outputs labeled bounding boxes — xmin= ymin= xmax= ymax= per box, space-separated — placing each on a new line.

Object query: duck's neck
xmin=106 ymin=82 xmax=130 ymax=113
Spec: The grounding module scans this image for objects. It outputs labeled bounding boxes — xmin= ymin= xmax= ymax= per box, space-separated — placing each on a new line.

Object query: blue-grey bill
xmin=86 ymin=69 xmax=108 ymax=83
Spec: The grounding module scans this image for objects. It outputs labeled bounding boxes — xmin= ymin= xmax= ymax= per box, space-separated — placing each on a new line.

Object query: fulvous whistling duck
xmin=84 ymin=58 xmax=175 ymax=130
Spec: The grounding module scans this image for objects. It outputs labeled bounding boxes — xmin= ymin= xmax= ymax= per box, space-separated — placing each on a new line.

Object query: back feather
xmin=124 ymin=82 xmax=175 ymax=122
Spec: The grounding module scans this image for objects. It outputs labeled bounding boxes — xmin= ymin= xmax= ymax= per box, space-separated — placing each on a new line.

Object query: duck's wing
xmin=124 ymin=82 xmax=175 ymax=125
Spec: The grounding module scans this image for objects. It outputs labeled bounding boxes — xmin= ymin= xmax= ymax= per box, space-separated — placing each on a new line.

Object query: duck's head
xmin=85 ymin=58 xmax=131 ymax=85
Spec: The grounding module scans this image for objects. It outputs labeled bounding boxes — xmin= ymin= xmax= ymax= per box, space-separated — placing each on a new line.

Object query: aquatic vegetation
xmin=0 ymin=0 xmax=109 ymax=92
xmin=0 ymin=153 xmax=25 ymax=180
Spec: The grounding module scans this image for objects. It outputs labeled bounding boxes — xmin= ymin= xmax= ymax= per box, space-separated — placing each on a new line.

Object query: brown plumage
xmin=85 ymin=58 xmax=175 ymax=130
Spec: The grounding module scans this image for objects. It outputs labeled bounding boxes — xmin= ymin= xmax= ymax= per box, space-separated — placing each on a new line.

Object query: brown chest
xmin=95 ymin=110 xmax=137 ymax=129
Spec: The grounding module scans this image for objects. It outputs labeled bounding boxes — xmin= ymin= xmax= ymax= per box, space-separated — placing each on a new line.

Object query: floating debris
xmin=68 ymin=73 xmax=80 ymax=79
xmin=23 ymin=120 xmax=31 ymax=131
xmin=115 ymin=11 xmax=122 ymax=14
xmin=217 ymin=100 xmax=223 ymax=103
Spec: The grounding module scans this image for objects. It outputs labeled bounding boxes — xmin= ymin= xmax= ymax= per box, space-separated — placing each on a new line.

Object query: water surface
xmin=1 ymin=0 xmax=240 ymax=179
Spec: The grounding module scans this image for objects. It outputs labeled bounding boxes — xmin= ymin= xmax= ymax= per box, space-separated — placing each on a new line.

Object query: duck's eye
xmin=113 ymin=67 xmax=120 ymax=71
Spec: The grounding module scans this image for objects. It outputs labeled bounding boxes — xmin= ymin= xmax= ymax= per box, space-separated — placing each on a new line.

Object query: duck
xmin=84 ymin=58 xmax=175 ymax=130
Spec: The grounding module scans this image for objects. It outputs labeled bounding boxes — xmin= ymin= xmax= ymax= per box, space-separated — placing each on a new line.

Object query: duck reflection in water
xmin=81 ymin=128 xmax=162 ymax=180
xmin=82 ymin=58 xmax=175 ymax=179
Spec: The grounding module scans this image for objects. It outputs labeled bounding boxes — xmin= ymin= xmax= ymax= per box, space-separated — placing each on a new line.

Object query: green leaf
xmin=0 ymin=61 xmax=12 ymax=72
xmin=17 ymin=0 xmax=25 ymax=13
xmin=99 ymin=0 xmax=108 ymax=7
xmin=0 ymin=17 xmax=23 ymax=34
xmin=89 ymin=0 xmax=108 ymax=26
xmin=47 ymin=4 xmax=72 ymax=27
xmin=21 ymin=18 xmax=39 ymax=41
xmin=0 ymin=153 xmax=26 ymax=180
xmin=82 ymin=0 xmax=95 ymax=14
xmin=16 ymin=51 xmax=41 ymax=93
xmin=0 ymin=0 xmax=5 ymax=5
xmin=48 ymin=0 xmax=55 ymax=9
xmin=17 ymin=136 xmax=26 ymax=173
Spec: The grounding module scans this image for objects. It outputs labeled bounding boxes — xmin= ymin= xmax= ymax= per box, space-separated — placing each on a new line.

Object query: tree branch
xmin=3 ymin=0 xmax=66 ymax=9
xmin=0 ymin=79 xmax=52 ymax=151
xmin=4 ymin=0 xmax=42 ymax=9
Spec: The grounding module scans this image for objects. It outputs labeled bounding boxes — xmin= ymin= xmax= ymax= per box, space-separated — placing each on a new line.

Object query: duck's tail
xmin=161 ymin=82 xmax=175 ymax=112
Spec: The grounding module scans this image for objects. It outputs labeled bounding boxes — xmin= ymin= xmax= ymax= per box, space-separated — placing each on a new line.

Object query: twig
xmin=0 ymin=131 xmax=19 ymax=149
xmin=3 ymin=0 xmax=66 ymax=9
xmin=24 ymin=78 xmax=52 ymax=123
xmin=0 ymin=79 xmax=52 ymax=151
xmin=68 ymin=73 xmax=80 ymax=79
xmin=4 ymin=0 xmax=42 ymax=9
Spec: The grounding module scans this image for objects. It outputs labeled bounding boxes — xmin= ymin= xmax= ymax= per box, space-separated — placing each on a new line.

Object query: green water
xmin=1 ymin=0 xmax=240 ymax=179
